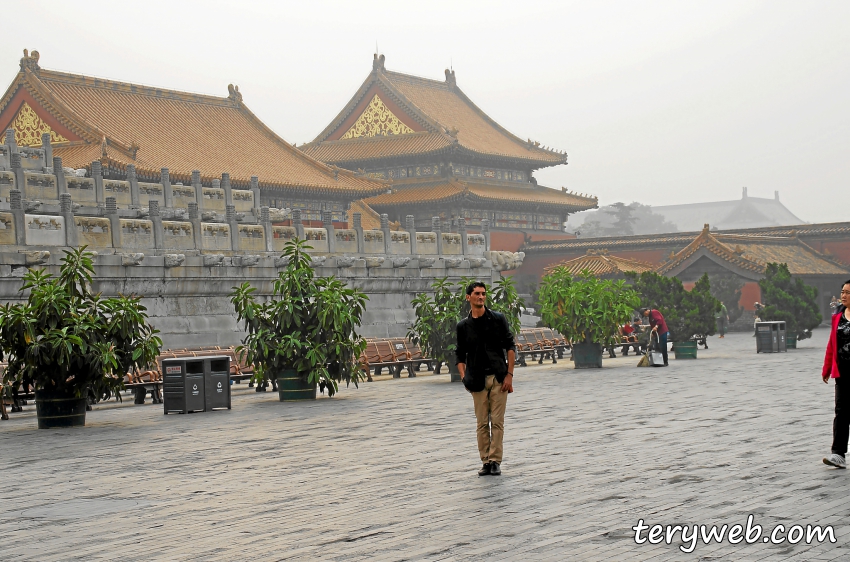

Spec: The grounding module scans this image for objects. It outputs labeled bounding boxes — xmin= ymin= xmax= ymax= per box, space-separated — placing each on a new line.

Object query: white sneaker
xmin=823 ymin=453 xmax=846 ymax=469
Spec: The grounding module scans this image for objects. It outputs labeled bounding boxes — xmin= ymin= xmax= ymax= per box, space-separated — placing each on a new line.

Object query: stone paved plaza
xmin=0 ymin=330 xmax=847 ymax=561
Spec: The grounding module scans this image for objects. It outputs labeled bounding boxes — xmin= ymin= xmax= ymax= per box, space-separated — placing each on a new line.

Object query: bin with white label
xmin=204 ymin=356 xmax=231 ymax=410
xmin=162 ymin=358 xmax=206 ymax=414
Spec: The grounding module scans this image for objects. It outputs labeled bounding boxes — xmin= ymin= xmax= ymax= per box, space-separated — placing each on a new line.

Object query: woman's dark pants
xmin=833 ymin=376 xmax=850 ymax=456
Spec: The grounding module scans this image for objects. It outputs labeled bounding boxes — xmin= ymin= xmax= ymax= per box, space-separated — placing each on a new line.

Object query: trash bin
xmin=163 ymin=358 xmax=206 ymax=414
xmin=756 ymin=321 xmax=787 ymax=353
xmin=204 ymin=356 xmax=231 ymax=411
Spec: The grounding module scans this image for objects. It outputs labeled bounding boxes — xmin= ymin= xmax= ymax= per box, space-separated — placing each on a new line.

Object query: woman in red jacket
xmin=822 ymin=279 xmax=850 ymax=468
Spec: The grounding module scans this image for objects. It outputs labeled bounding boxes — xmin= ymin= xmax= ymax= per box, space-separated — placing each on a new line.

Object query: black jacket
xmin=456 ymin=308 xmax=516 ymax=392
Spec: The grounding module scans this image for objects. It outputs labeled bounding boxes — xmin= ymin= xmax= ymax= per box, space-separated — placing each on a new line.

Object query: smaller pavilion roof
xmin=657 ymin=224 xmax=849 ymax=279
xmin=363 ymin=178 xmax=597 ymax=215
xmin=544 ymin=250 xmax=655 ymax=278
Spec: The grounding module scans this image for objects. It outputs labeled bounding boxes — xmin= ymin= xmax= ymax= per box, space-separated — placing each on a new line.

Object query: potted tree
xmin=230 ymin=238 xmax=368 ymax=400
xmin=0 ymin=248 xmax=162 ymax=428
xmin=408 ymin=276 xmax=523 ymax=381
xmin=758 ymin=262 xmax=822 ymax=348
xmin=538 ymin=268 xmax=639 ymax=368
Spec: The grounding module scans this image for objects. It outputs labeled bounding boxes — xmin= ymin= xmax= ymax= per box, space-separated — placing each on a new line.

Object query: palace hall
xmin=300 ymin=54 xmax=597 ymax=249
xmin=0 ymin=50 xmax=386 ymax=225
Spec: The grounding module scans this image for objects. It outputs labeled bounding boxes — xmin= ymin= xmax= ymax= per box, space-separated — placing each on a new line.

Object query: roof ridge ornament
xmin=20 ymin=49 xmax=40 ymax=73
xmin=227 ymin=84 xmax=243 ymax=103
xmin=444 ymin=68 xmax=456 ymax=88
xmin=373 ymin=53 xmax=386 ymax=73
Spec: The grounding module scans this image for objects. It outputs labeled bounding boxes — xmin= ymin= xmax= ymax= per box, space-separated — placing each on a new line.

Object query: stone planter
xmin=786 ymin=334 xmax=797 ymax=349
xmin=572 ymin=343 xmax=603 ymax=369
xmin=674 ymin=341 xmax=698 ymax=359
xmin=35 ymin=389 xmax=87 ymax=429
xmin=275 ymin=369 xmax=316 ymax=401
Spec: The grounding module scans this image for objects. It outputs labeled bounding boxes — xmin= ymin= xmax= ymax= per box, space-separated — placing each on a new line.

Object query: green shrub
xmin=625 ymin=271 xmax=719 ymax=341
xmin=538 ymin=268 xmax=639 ymax=346
xmin=0 ymin=247 xmax=162 ymax=400
xmin=407 ymin=276 xmax=523 ymax=367
xmin=758 ymin=263 xmax=822 ymax=340
xmin=230 ymin=238 xmax=368 ymax=396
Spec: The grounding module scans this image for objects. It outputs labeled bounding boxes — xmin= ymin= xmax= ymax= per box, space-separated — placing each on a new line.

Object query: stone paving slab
xmin=0 ymin=330 xmax=847 ymax=560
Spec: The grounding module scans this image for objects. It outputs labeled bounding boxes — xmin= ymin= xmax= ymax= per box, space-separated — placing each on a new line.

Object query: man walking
xmin=456 ymin=282 xmax=516 ymax=476
xmin=641 ymin=307 xmax=669 ymax=366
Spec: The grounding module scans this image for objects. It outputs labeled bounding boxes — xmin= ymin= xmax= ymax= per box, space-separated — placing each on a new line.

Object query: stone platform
xmin=0 ymin=330 xmax=846 ymax=560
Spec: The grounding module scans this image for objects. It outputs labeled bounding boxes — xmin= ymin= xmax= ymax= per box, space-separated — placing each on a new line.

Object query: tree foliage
xmin=570 ymin=202 xmax=679 ymax=237
xmin=0 ymin=247 xmax=162 ymax=399
xmin=407 ymin=276 xmax=524 ymax=366
xmin=538 ymin=268 xmax=640 ymax=346
xmin=625 ymin=271 xmax=719 ymax=342
xmin=230 ymin=238 xmax=368 ymax=396
xmin=758 ymin=262 xmax=822 ymax=340
xmin=707 ymin=272 xmax=745 ymax=324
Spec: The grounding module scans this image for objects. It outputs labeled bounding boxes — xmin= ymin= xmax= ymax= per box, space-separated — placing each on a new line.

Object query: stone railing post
xmin=481 ymin=218 xmax=491 ymax=251
xmin=380 ymin=213 xmax=391 ymax=254
xmin=5 ymin=129 xmax=17 ymax=153
xmin=92 ymin=161 xmax=105 ymax=204
xmin=41 ymin=133 xmax=53 ymax=168
xmin=261 ymin=206 xmax=273 ymax=252
xmin=226 ymin=204 xmax=239 ymax=251
xmin=10 ymin=153 xmax=24 ymax=198
xmin=53 ymin=156 xmax=67 ymax=196
xmin=191 ymin=170 xmax=202 ymax=208
xmin=406 ymin=215 xmax=416 ymax=255
xmin=127 ymin=164 xmax=140 ymax=206
xmin=150 ymin=200 xmax=164 ymax=250
xmin=432 ymin=216 xmax=443 ymax=255
xmin=251 ymin=176 xmax=260 ymax=211
xmin=352 ymin=212 xmax=364 ymax=253
xmin=106 ymin=196 xmax=120 ymax=248
xmin=458 ymin=217 xmax=468 ymax=255
xmin=222 ymin=172 xmax=233 ymax=207
xmin=187 ymin=202 xmax=202 ymax=250
xmin=10 ymin=189 xmax=25 ymax=246
xmin=60 ymin=193 xmax=78 ymax=247
xmin=161 ymin=168 xmax=173 ymax=209
xmin=292 ymin=209 xmax=305 ymax=239
xmin=323 ymin=210 xmax=335 ymax=253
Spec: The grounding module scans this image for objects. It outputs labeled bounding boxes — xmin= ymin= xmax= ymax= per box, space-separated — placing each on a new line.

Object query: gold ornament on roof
xmin=341 ymin=94 xmax=414 ymax=139
xmin=10 ymin=102 xmax=68 ymax=147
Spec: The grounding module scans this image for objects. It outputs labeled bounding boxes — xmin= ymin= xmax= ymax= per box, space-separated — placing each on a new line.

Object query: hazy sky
xmin=4 ymin=1 xmax=848 ymax=223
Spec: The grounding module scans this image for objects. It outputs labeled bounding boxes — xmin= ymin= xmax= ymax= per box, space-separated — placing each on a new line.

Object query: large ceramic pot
xmin=572 ymin=343 xmax=603 ymax=369
xmin=786 ymin=334 xmax=797 ymax=349
xmin=447 ymin=353 xmax=462 ymax=382
xmin=35 ymin=389 xmax=87 ymax=429
xmin=674 ymin=340 xmax=698 ymax=359
xmin=275 ymin=369 xmax=316 ymax=401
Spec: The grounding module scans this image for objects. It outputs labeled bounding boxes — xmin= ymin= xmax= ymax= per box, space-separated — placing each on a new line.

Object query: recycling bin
xmin=756 ymin=321 xmax=787 ymax=353
xmin=162 ymin=358 xmax=206 ymax=414
xmin=204 ymin=356 xmax=231 ymax=411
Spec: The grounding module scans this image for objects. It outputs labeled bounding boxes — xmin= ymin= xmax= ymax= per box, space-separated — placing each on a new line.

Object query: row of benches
xmin=0 ymin=328 xmax=573 ymax=416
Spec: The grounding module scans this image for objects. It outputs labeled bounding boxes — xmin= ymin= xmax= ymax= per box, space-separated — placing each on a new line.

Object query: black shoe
xmin=663 ymin=362 xmax=669 ymax=367
xmin=478 ymin=462 xmax=492 ymax=476
xmin=490 ymin=462 xmax=501 ymax=476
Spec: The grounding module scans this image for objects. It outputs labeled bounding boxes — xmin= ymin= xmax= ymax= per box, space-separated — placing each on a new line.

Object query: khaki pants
xmin=472 ymin=374 xmax=508 ymax=464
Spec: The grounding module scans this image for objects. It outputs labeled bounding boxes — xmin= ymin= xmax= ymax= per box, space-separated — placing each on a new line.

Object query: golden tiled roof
xmin=544 ymin=250 xmax=655 ymax=277
xmin=363 ymin=178 xmax=597 ymax=214
xmin=304 ymin=57 xmax=567 ymax=168
xmin=0 ymin=53 xmax=386 ymax=199
xmin=656 ymin=225 xmax=849 ymax=277
xmin=302 ymin=131 xmax=453 ymax=163
xmin=348 ymin=199 xmax=382 ymax=230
